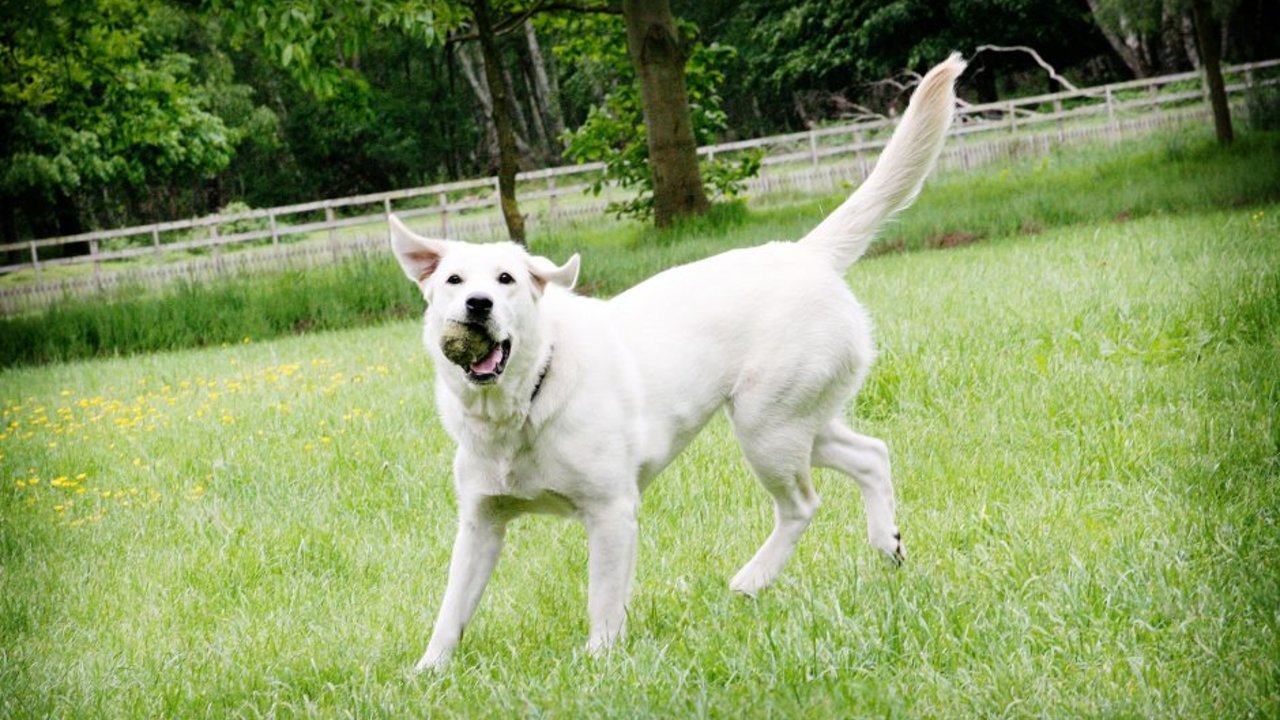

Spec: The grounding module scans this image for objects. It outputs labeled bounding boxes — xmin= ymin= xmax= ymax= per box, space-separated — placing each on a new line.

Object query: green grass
xmin=3 ymin=128 xmax=1279 ymax=368
xmin=2 ymin=195 xmax=1278 ymax=715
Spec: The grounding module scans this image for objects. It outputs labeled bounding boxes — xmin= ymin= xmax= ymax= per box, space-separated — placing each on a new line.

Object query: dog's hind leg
xmin=727 ymin=418 xmax=823 ymax=597
xmin=812 ymin=420 xmax=904 ymax=564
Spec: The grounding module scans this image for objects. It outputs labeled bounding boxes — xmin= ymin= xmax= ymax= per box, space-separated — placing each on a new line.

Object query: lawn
xmin=2 ymin=180 xmax=1278 ymax=713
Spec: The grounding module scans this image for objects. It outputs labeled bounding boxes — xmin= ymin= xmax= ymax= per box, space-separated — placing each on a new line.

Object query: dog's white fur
xmin=391 ymin=55 xmax=965 ymax=671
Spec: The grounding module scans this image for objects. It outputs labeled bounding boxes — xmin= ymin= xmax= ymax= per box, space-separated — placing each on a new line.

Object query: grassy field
xmin=2 ymin=172 xmax=1277 ymax=715
xmin=3 ymin=129 xmax=1279 ymax=367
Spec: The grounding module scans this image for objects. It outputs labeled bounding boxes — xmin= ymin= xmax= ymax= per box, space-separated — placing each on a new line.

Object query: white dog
xmin=391 ymin=55 xmax=965 ymax=671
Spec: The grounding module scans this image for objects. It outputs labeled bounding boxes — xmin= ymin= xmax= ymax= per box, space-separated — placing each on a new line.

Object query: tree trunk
xmin=1087 ymin=0 xmax=1151 ymax=78
xmin=501 ymin=59 xmax=535 ymax=155
xmin=524 ymin=20 xmax=566 ymax=153
xmin=1191 ymin=0 xmax=1233 ymax=144
xmin=621 ymin=0 xmax=709 ymax=227
xmin=1180 ymin=12 xmax=1200 ymax=69
xmin=472 ymin=0 xmax=527 ymax=244
xmin=455 ymin=44 xmax=496 ymax=158
xmin=517 ymin=53 xmax=552 ymax=161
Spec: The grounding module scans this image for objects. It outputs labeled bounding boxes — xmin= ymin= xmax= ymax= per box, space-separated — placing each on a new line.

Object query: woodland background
xmin=3 ymin=0 xmax=1278 ymax=245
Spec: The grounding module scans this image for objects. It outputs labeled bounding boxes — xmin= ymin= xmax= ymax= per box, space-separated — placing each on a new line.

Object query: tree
xmin=1088 ymin=0 xmax=1235 ymax=144
xmin=620 ymin=0 xmax=709 ymax=226
xmin=222 ymin=0 xmax=604 ymax=245
xmin=1085 ymin=0 xmax=1198 ymax=78
xmin=559 ymin=15 xmax=759 ymax=220
xmin=0 ymin=0 xmax=256 ymax=243
xmin=1190 ymin=0 xmax=1232 ymax=143
xmin=691 ymin=0 xmax=1110 ymax=131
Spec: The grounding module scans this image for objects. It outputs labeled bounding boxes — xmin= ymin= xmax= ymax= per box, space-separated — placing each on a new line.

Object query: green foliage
xmin=688 ymin=0 xmax=1112 ymax=130
xmin=1247 ymin=84 xmax=1280 ymax=131
xmin=214 ymin=0 xmax=460 ymax=98
xmin=0 ymin=0 xmax=485 ymax=242
xmin=558 ymin=16 xmax=762 ymax=221
xmin=217 ymin=202 xmax=271 ymax=236
xmin=0 ymin=1 xmax=272 ymax=238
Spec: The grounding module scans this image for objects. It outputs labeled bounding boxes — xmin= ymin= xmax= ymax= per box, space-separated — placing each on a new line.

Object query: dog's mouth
xmin=466 ymin=338 xmax=511 ymax=384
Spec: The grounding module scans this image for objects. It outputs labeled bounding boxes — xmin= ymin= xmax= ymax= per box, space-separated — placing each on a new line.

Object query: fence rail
xmin=2 ymin=58 xmax=1277 ymax=314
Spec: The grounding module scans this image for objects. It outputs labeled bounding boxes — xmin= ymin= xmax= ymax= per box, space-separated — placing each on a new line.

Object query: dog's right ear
xmin=389 ymin=214 xmax=448 ymax=284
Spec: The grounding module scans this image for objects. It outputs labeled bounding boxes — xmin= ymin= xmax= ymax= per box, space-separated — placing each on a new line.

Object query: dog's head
xmin=389 ymin=215 xmax=579 ymax=387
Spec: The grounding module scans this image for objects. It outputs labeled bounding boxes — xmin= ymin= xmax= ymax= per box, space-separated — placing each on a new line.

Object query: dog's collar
xmin=530 ymin=347 xmax=552 ymax=404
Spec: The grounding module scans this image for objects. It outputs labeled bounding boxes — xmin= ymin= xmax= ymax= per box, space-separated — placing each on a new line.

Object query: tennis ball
xmin=440 ymin=321 xmax=494 ymax=366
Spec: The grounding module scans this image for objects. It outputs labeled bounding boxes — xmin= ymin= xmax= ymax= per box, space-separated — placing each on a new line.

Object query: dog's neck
xmin=529 ymin=346 xmax=552 ymax=404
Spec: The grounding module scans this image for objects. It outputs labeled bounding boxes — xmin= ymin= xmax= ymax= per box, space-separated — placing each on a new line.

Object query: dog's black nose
xmin=465 ymin=294 xmax=493 ymax=316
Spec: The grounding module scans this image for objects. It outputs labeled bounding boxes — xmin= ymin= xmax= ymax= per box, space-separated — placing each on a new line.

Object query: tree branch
xmin=972 ymin=44 xmax=1079 ymax=91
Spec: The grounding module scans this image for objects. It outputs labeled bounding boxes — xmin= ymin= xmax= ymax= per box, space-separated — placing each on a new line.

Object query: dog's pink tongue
xmin=470 ymin=344 xmax=504 ymax=375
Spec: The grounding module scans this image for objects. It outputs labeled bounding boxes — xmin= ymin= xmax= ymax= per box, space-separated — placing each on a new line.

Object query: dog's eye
xmin=446 ymin=274 xmax=463 ymax=285
xmin=497 ymin=272 xmax=515 ymax=285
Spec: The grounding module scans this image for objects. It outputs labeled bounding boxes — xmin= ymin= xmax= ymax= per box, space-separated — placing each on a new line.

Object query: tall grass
xmin=3 ymin=129 xmax=1278 ymax=369
xmin=0 ymin=257 xmax=421 ymax=367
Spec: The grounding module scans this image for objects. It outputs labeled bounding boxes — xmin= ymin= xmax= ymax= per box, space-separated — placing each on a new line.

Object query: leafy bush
xmin=1247 ymin=85 xmax=1280 ymax=131
xmin=216 ymin=201 xmax=271 ymax=236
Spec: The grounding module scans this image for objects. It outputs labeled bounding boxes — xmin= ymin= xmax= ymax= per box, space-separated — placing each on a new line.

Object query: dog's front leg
xmin=582 ymin=497 xmax=638 ymax=655
xmin=415 ymin=501 xmax=507 ymax=672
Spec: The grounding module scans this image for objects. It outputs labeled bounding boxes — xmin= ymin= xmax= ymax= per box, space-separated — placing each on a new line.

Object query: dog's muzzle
xmin=439 ymin=320 xmax=511 ymax=383
xmin=465 ymin=337 xmax=510 ymax=384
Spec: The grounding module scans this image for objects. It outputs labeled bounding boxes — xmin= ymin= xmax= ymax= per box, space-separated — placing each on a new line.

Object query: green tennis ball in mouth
xmin=440 ymin=321 xmax=495 ymax=367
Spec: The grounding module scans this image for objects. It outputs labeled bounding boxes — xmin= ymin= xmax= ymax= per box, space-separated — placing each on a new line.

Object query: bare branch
xmin=973 ymin=44 xmax=1079 ymax=91
xmin=867 ymin=78 xmax=911 ymax=93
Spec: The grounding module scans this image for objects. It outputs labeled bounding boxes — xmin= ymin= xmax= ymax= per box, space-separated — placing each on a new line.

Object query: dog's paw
xmin=413 ymin=650 xmax=451 ymax=674
xmin=585 ymin=637 xmax=612 ymax=658
xmin=886 ymin=531 xmax=906 ymax=567
xmin=870 ymin=528 xmax=906 ymax=567
xmin=729 ymin=564 xmax=772 ymax=598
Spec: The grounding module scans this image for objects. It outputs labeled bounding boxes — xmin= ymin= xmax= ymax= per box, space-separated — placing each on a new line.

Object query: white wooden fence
xmin=2 ymin=58 xmax=1277 ymax=315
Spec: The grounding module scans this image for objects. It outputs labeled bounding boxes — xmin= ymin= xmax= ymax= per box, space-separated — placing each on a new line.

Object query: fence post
xmin=1105 ymin=86 xmax=1118 ymax=141
xmin=491 ymin=177 xmax=501 ymax=237
xmin=29 ymin=241 xmax=40 ymax=280
xmin=152 ymin=226 xmax=162 ymax=256
xmin=438 ymin=191 xmax=449 ymax=237
xmin=90 ymin=237 xmax=102 ymax=290
xmin=809 ymin=129 xmax=819 ymax=169
xmin=210 ymin=221 xmax=222 ymax=272
xmin=1054 ymin=97 xmax=1065 ymax=143
xmin=269 ymin=210 xmax=279 ymax=246
xmin=325 ymin=204 xmax=338 ymax=262
xmin=854 ymin=129 xmax=866 ymax=177
xmin=548 ymin=175 xmax=558 ymax=220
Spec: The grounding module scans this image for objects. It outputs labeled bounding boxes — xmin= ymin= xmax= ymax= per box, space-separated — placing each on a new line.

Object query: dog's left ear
xmin=527 ymin=253 xmax=580 ymax=294
xmin=389 ymin=214 xmax=449 ymax=285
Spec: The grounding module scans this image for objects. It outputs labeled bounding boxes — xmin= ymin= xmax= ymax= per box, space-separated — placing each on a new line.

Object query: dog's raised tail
xmin=799 ymin=53 xmax=965 ymax=270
